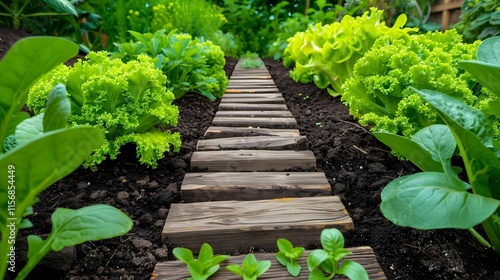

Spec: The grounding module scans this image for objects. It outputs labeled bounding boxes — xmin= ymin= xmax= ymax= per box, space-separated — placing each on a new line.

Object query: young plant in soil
xmin=0 ymin=37 xmax=133 ymax=279
xmin=276 ymin=238 xmax=305 ymax=277
xmin=172 ymin=243 xmax=229 ymax=280
xmin=307 ymin=228 xmax=368 ymax=280
xmin=225 ymin=253 xmax=271 ymax=280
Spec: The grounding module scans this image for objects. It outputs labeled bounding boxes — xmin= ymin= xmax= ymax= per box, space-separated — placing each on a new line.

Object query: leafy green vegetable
xmin=454 ymin=0 xmax=500 ymax=43
xmin=27 ymin=51 xmax=181 ymax=170
xmin=379 ymin=88 xmax=500 ymax=253
xmin=342 ymin=29 xmax=484 ymax=138
xmin=113 ymin=29 xmax=228 ymax=101
xmin=173 ymin=243 xmax=229 ymax=280
xmin=283 ymin=8 xmax=417 ymax=97
xmin=307 ymin=228 xmax=368 ymax=280
xmin=276 ymin=238 xmax=305 ymax=277
xmin=226 ymin=253 xmax=271 ymax=280
xmin=0 ymin=37 xmax=133 ymax=280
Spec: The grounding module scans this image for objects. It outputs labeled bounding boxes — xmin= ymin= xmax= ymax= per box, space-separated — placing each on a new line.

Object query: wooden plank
xmin=229 ymin=75 xmax=272 ymax=80
xmin=227 ymin=85 xmax=279 ymax=89
xmin=215 ymin=111 xmax=293 ymax=118
xmin=218 ymin=103 xmax=288 ymax=111
xmin=222 ymin=93 xmax=283 ymax=99
xmin=181 ymin=172 xmax=331 ymax=202
xmin=162 ymin=196 xmax=354 ymax=252
xmin=212 ymin=117 xmax=297 ymax=129
xmin=204 ymin=127 xmax=300 ymax=139
xmin=196 ymin=135 xmax=308 ymax=151
xmin=152 ymin=247 xmax=387 ymax=280
xmin=190 ymin=150 xmax=316 ymax=171
xmin=220 ymin=97 xmax=285 ymax=104
xmin=228 ymin=79 xmax=276 ymax=85
xmin=431 ymin=0 xmax=463 ymax=12
xmin=226 ymin=88 xmax=279 ymax=93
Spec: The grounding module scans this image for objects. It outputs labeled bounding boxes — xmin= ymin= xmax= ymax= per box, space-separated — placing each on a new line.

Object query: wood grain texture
xmin=221 ymin=97 xmax=285 ymax=104
xmin=152 ymin=247 xmax=387 ymax=280
xmin=227 ymin=84 xmax=279 ymax=89
xmin=222 ymin=93 xmax=283 ymax=98
xmin=204 ymin=127 xmax=300 ymax=139
xmin=228 ymin=75 xmax=272 ymax=79
xmin=162 ymin=196 xmax=354 ymax=252
xmin=228 ymin=79 xmax=276 ymax=85
xmin=181 ymin=172 xmax=331 ymax=202
xmin=212 ymin=117 xmax=297 ymax=128
xmin=226 ymin=88 xmax=280 ymax=93
xmin=215 ymin=110 xmax=293 ymax=118
xmin=196 ymin=136 xmax=308 ymax=151
xmin=218 ymin=103 xmax=289 ymax=111
xmin=190 ymin=150 xmax=316 ymax=171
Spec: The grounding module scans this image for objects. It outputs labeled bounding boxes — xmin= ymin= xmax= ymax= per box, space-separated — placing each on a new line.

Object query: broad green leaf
xmin=254 ymin=259 xmax=271 ymax=277
xmin=307 ymin=249 xmax=329 ymax=271
xmin=373 ymin=131 xmax=443 ymax=172
xmin=197 ymin=243 xmax=213 ymax=264
xmin=187 ymin=260 xmax=205 ymax=279
xmin=43 ymin=84 xmax=70 ymax=132
xmin=48 ymin=205 xmax=132 ymax=251
xmin=337 ymin=260 xmax=369 ymax=280
xmin=459 ymin=60 xmax=500 ymax=96
xmin=475 ymin=36 xmax=500 ymax=64
xmin=204 ymin=264 xmax=220 ymax=279
xmin=44 ymin=0 xmax=78 ymax=16
xmin=276 ymin=252 xmax=288 ymax=267
xmin=411 ymin=125 xmax=456 ymax=168
xmin=287 ymin=261 xmax=302 ymax=277
xmin=26 ymin=235 xmax=44 ymax=262
xmin=225 ymin=264 xmax=244 ymax=276
xmin=308 ymin=269 xmax=330 ymax=280
xmin=5 ymin=112 xmax=29 ymax=136
xmin=277 ymin=238 xmax=293 ymax=253
xmin=380 ymin=172 xmax=499 ymax=229
xmin=173 ymin=247 xmax=194 ymax=264
xmin=320 ymin=228 xmax=344 ymax=253
xmin=15 ymin=114 xmax=44 ymax=147
xmin=209 ymin=254 xmax=230 ymax=267
xmin=0 ymin=127 xmax=103 ymax=228
xmin=0 ymin=37 xmax=78 ymax=142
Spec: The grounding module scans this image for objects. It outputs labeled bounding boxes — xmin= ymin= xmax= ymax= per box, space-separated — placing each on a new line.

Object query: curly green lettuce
xmin=27 ymin=52 xmax=181 ymax=170
xmin=342 ymin=29 xmax=483 ymax=138
xmin=282 ymin=8 xmax=418 ymax=97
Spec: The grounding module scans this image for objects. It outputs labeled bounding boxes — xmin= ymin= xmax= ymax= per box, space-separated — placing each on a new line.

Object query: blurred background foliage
xmin=2 ymin=0 xmax=499 ymax=57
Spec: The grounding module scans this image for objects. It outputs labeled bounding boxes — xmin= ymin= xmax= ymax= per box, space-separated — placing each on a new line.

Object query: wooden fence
xmin=429 ymin=0 xmax=465 ymax=30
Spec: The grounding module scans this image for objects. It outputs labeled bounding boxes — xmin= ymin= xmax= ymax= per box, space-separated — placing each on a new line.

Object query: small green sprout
xmin=173 ymin=243 xmax=229 ymax=280
xmin=226 ymin=253 xmax=271 ymax=280
xmin=276 ymin=238 xmax=305 ymax=277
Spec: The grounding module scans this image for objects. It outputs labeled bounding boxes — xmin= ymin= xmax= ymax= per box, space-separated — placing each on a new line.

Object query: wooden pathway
xmin=152 ymin=59 xmax=386 ymax=279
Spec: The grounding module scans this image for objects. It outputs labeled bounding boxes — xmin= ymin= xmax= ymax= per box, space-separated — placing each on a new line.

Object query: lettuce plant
xmin=173 ymin=243 xmax=229 ymax=280
xmin=0 ymin=37 xmax=133 ymax=279
xmin=113 ymin=29 xmax=228 ymax=101
xmin=226 ymin=253 xmax=271 ymax=280
xmin=375 ymin=37 xmax=500 ymax=254
xmin=282 ymin=8 xmax=417 ymax=97
xmin=342 ymin=29 xmax=484 ymax=138
xmin=307 ymin=228 xmax=368 ymax=280
xmin=27 ymin=51 xmax=181 ymax=170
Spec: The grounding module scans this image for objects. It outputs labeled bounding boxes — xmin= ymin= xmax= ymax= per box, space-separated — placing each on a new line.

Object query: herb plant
xmin=172 ymin=243 xmax=229 ymax=280
xmin=27 ymin=51 xmax=181 ymax=170
xmin=276 ymin=238 xmax=305 ymax=277
xmin=454 ymin=0 xmax=500 ymax=42
xmin=226 ymin=253 xmax=271 ymax=280
xmin=307 ymin=228 xmax=368 ymax=280
xmin=0 ymin=37 xmax=133 ymax=279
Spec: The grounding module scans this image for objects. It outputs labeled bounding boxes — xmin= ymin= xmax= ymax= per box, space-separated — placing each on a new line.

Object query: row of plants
xmin=5 ymin=0 xmax=498 ymax=58
xmin=173 ymin=228 xmax=368 ymax=280
xmin=280 ymin=6 xmax=500 ymax=255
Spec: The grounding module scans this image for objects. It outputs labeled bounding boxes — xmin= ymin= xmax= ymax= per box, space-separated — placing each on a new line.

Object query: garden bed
xmin=2 ymin=27 xmax=500 ymax=279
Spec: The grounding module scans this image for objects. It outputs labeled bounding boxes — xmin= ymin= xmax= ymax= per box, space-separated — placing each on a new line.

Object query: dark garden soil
xmin=2 ymin=26 xmax=500 ymax=280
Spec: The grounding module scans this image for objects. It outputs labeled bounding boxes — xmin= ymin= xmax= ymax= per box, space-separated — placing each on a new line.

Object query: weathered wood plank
xmin=229 ymin=75 xmax=272 ymax=80
xmin=227 ymin=85 xmax=279 ymax=90
xmin=228 ymin=79 xmax=276 ymax=85
xmin=226 ymin=88 xmax=280 ymax=93
xmin=196 ymin=135 xmax=308 ymax=151
xmin=152 ymin=247 xmax=386 ymax=280
xmin=215 ymin=111 xmax=292 ymax=118
xmin=212 ymin=117 xmax=297 ymax=129
xmin=181 ymin=172 xmax=331 ymax=202
xmin=190 ymin=150 xmax=316 ymax=171
xmin=218 ymin=103 xmax=288 ymax=111
xmin=221 ymin=97 xmax=285 ymax=104
xmin=162 ymin=196 xmax=353 ymax=252
xmin=204 ymin=127 xmax=300 ymax=139
xmin=222 ymin=93 xmax=283 ymax=98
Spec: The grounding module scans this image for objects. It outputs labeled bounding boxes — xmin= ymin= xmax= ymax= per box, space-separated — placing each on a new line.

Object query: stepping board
xmin=152 ymin=247 xmax=387 ymax=280
xmin=204 ymin=127 xmax=301 ymax=139
xmin=211 ymin=116 xmax=297 ymax=128
xmin=190 ymin=150 xmax=316 ymax=171
xmin=162 ymin=196 xmax=354 ymax=252
xmin=215 ymin=110 xmax=293 ymax=118
xmin=181 ymin=172 xmax=331 ymax=202
xmin=196 ymin=135 xmax=308 ymax=151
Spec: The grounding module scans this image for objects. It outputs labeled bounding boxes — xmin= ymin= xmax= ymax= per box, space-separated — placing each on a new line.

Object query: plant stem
xmin=468 ymin=227 xmax=491 ymax=248
xmin=13 ymin=0 xmax=32 ymax=29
